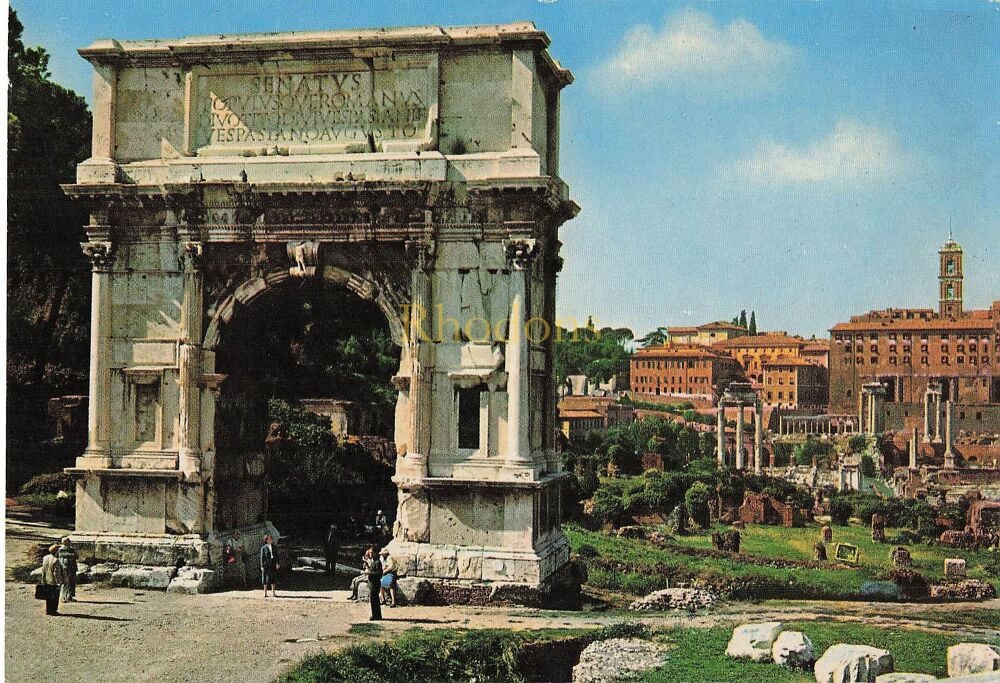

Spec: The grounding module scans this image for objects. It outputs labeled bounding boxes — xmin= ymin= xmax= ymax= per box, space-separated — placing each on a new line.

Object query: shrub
xmin=829 ymin=499 xmax=852 ymax=526
xmin=685 ymin=482 xmax=712 ymax=528
xmin=848 ymin=435 xmax=868 ymax=453
xmin=20 ymin=472 xmax=75 ymax=496
xmin=591 ymin=486 xmax=626 ymax=526
xmin=861 ymin=454 xmax=877 ymax=478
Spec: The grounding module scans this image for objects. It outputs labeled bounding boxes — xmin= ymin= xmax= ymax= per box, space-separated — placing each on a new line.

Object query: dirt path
xmin=5 ymin=512 xmax=998 ymax=683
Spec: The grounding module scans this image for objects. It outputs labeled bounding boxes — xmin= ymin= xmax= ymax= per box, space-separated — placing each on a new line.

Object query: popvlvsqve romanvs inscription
xmin=195 ymin=66 xmax=434 ymax=152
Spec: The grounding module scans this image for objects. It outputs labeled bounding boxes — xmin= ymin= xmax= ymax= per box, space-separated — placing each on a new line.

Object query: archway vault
xmin=63 ymin=23 xmax=580 ymax=603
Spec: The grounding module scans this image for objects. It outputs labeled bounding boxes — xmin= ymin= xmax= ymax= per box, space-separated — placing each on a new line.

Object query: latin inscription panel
xmin=188 ymin=57 xmax=437 ymax=155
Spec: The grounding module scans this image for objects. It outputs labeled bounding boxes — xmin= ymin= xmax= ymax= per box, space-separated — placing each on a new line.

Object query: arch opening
xmin=212 ymin=277 xmax=402 ymax=580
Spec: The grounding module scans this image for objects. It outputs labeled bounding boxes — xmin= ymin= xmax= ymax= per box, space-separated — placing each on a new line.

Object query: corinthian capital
xmin=81 ymin=241 xmax=115 ymax=271
xmin=181 ymin=241 xmax=204 ymax=272
xmin=505 ymin=239 xmax=536 ymax=271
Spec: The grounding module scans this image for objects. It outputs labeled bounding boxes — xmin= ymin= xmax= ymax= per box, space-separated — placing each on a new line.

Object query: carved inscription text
xmin=201 ymin=70 xmax=429 ymax=148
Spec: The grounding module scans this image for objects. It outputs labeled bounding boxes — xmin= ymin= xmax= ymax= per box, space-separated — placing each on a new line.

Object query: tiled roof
xmin=697 ymin=321 xmax=747 ymax=331
xmin=830 ymin=317 xmax=993 ymax=332
xmin=559 ymin=409 xmax=604 ymax=419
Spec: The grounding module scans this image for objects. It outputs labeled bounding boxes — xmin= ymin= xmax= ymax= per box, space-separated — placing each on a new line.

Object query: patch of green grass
xmin=16 ymin=493 xmax=75 ymax=515
xmin=642 ymin=620 xmax=999 ymax=682
xmin=567 ymin=525 xmax=872 ymax=600
xmin=346 ymin=622 xmax=384 ymax=636
xmin=568 ymin=522 xmax=999 ymax=601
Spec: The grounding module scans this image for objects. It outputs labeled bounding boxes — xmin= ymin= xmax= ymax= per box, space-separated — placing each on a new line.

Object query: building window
xmin=921 ymin=356 xmax=928 ymax=365
xmin=457 ymin=386 xmax=484 ymax=450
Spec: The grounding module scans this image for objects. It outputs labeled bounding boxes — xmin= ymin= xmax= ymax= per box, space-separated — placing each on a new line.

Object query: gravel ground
xmin=6 ymin=509 xmax=998 ymax=683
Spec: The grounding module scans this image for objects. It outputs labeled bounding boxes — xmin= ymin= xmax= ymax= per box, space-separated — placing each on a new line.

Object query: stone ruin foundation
xmin=63 ymin=23 xmax=580 ymax=604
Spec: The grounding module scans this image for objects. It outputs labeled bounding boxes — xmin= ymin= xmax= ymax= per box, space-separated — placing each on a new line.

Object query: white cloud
xmin=595 ymin=9 xmax=796 ymax=96
xmin=724 ymin=119 xmax=910 ymax=185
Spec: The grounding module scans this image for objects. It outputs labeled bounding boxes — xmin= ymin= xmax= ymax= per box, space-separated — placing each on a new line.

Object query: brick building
xmin=762 ymin=356 xmax=829 ymax=410
xmin=630 ymin=344 xmax=744 ymax=401
xmin=557 ymin=396 xmax=635 ymax=442
xmin=713 ymin=333 xmax=813 ymax=384
xmin=829 ymin=240 xmax=1000 ymax=416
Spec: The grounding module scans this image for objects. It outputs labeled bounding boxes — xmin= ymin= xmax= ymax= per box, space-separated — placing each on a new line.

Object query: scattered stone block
xmin=88 ymin=562 xmax=119 ymax=582
xmin=166 ymin=567 xmax=219 ymax=594
xmin=814 ymin=644 xmax=894 ymax=683
xmin=772 ymin=631 xmax=815 ymax=669
xmin=929 ymin=580 xmax=996 ymax=602
xmin=572 ymin=638 xmax=668 ymax=683
xmin=725 ymin=622 xmax=784 ymax=662
xmin=628 ymin=588 xmax=717 ymax=612
xmin=947 ymin=644 xmax=1000 ymax=678
xmin=944 ymin=558 xmax=967 ymax=579
xmin=109 ymin=565 xmax=177 ymax=590
xmin=395 ymin=577 xmax=433 ymax=605
xmin=891 ymin=547 xmax=913 ymax=568
xmin=874 ymin=674 xmax=936 ymax=683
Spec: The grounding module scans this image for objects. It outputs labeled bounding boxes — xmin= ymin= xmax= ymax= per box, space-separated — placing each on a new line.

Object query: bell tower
xmin=938 ymin=237 xmax=963 ymax=318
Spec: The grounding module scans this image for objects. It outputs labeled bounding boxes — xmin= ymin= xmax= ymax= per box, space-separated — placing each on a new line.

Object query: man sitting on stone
xmin=348 ymin=547 xmax=372 ymax=601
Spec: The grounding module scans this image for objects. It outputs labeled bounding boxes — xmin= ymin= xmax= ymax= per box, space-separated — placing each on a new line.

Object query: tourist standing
xmin=260 ymin=534 xmax=279 ymax=598
xmin=324 ymin=523 xmax=339 ymax=575
xmin=58 ymin=537 xmax=79 ymax=602
xmin=374 ymin=510 xmax=389 ymax=543
xmin=40 ymin=544 xmax=65 ymax=616
xmin=365 ymin=545 xmax=382 ymax=621
xmin=380 ymin=548 xmax=398 ymax=607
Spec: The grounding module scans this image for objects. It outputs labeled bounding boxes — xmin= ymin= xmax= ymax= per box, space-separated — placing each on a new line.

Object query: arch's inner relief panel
xmin=64 ymin=23 xmax=580 ymax=601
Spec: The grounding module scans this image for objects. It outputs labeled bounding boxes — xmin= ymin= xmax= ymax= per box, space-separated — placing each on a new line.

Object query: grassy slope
xmin=567 ymin=523 xmax=998 ymax=600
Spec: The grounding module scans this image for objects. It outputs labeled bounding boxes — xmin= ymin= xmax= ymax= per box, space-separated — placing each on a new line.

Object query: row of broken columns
xmin=715 ymin=400 xmax=764 ymax=473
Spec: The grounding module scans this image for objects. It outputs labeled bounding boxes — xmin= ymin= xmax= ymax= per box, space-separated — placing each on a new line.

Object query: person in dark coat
xmin=364 ymin=545 xmax=382 ymax=621
xmin=260 ymin=534 xmax=279 ymax=597
xmin=324 ymin=524 xmax=339 ymax=575
xmin=58 ymin=537 xmax=79 ymax=602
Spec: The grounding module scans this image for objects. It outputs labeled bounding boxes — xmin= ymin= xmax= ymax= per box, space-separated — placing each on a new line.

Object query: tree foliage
xmin=553 ymin=322 xmax=633 ymax=385
xmin=7 ymin=8 xmax=93 ymax=454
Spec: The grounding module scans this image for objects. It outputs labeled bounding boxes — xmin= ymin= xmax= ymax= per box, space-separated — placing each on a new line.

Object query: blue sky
xmin=14 ymin=1 xmax=999 ymax=339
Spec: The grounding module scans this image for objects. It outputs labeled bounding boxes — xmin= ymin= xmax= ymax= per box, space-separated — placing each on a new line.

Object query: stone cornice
xmin=79 ymin=22 xmax=572 ymax=87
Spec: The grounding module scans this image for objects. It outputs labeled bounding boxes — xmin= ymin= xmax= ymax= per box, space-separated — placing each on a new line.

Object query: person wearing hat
xmin=39 ymin=544 xmax=65 ymax=616
xmin=379 ymin=548 xmax=398 ymax=608
xmin=58 ymin=537 xmax=79 ymax=602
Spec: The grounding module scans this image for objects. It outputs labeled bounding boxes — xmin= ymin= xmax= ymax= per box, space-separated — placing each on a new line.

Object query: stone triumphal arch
xmin=64 ymin=23 xmax=578 ymax=600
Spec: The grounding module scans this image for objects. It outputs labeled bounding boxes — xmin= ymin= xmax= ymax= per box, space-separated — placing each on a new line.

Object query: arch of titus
xmin=63 ymin=23 xmax=579 ymax=600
